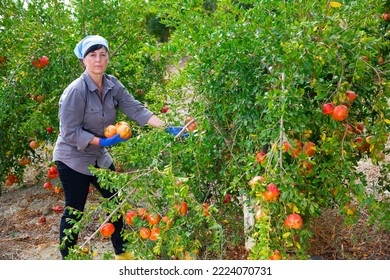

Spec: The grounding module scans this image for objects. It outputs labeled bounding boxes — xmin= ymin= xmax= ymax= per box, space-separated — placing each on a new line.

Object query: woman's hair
xmin=83 ymin=44 xmax=109 ymax=58
xmin=78 ymin=44 xmax=109 ymax=67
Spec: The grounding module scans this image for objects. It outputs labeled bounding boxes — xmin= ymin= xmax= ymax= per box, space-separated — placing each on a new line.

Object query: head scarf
xmin=74 ymin=35 xmax=109 ymax=59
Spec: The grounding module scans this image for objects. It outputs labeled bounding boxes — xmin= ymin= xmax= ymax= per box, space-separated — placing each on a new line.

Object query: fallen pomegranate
xmin=53 ymin=205 xmax=64 ymax=214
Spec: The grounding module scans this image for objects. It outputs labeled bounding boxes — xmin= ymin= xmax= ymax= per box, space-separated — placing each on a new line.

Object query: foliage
xmin=0 ymin=0 xmax=168 ymax=192
xmin=1 ymin=0 xmax=389 ymax=260
xmin=0 ymin=0 xmax=78 ymax=192
xmin=127 ymin=0 xmax=390 ymax=259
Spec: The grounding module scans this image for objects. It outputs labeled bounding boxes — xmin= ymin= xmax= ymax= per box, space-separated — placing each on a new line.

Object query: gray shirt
xmin=53 ymin=70 xmax=154 ymax=175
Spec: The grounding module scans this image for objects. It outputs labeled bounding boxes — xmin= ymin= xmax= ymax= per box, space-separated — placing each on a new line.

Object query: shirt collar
xmin=82 ymin=70 xmax=115 ymax=94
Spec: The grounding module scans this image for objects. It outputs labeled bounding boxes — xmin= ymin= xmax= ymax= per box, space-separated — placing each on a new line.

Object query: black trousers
xmin=55 ymin=161 xmax=125 ymax=259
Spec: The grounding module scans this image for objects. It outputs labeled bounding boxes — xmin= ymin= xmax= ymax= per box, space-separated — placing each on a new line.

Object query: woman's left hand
xmin=99 ymin=134 xmax=129 ymax=147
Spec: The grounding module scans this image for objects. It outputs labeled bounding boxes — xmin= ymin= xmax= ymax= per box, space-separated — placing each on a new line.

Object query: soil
xmin=0 ymin=179 xmax=115 ymax=260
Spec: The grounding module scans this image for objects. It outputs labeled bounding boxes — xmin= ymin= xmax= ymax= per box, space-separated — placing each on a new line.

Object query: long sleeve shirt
xmin=53 ymin=70 xmax=154 ymax=175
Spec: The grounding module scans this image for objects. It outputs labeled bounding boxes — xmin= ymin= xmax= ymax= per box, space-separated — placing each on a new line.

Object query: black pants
xmin=55 ymin=161 xmax=125 ymax=259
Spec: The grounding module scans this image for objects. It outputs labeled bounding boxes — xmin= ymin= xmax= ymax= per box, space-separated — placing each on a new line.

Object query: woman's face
xmin=83 ymin=47 xmax=109 ymax=76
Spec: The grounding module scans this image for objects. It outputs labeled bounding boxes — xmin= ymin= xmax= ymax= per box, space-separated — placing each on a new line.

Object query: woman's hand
xmin=147 ymin=115 xmax=166 ymax=129
xmin=99 ymin=134 xmax=129 ymax=147
xmin=165 ymin=126 xmax=189 ymax=138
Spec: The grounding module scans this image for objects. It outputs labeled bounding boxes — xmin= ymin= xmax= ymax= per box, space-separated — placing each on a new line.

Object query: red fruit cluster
xmin=125 ymin=211 xmax=137 ymax=225
xmin=322 ymin=103 xmax=335 ymax=115
xmin=149 ymin=228 xmax=160 ymax=240
xmin=100 ymin=223 xmax=115 ymax=237
xmin=322 ymin=90 xmax=358 ymax=122
xmin=140 ymin=227 xmax=151 ymax=239
xmin=32 ymin=55 xmax=49 ymax=69
xmin=146 ymin=213 xmax=161 ymax=225
xmin=43 ymin=181 xmax=62 ymax=194
xmin=263 ymin=183 xmax=280 ymax=201
xmin=47 ymin=166 xmax=59 ymax=179
xmin=223 ymin=194 xmax=231 ymax=204
xmin=284 ymin=140 xmax=316 ymax=158
xmin=332 ymin=104 xmax=349 ymax=121
xmin=302 ymin=141 xmax=316 ymax=157
xmin=125 ymin=207 xmax=171 ymax=242
xmin=284 ymin=213 xmax=303 ymax=229
xmin=29 ymin=140 xmax=39 ymax=149
xmin=18 ymin=157 xmax=31 ymax=165
xmin=249 ymin=175 xmax=265 ymax=188
xmin=202 ymin=203 xmax=210 ymax=216
xmin=125 ymin=201 xmax=196 ymax=243
xmin=284 ymin=139 xmax=302 ymax=158
xmin=174 ymin=201 xmax=188 ymax=215
xmin=137 ymin=207 xmax=148 ymax=220
xmin=269 ymin=250 xmax=281 ymax=260
xmin=5 ymin=174 xmax=19 ymax=186
xmin=346 ymin=90 xmax=357 ymax=102
xmin=255 ymin=151 xmax=267 ymax=164
xmin=140 ymin=227 xmax=160 ymax=241
xmin=43 ymin=165 xmax=62 ymax=194
xmin=354 ymin=136 xmax=370 ymax=154
xmin=354 ymin=122 xmax=364 ymax=134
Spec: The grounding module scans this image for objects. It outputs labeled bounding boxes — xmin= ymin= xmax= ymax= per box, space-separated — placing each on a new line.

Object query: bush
xmin=1 ymin=0 xmax=388 ymax=260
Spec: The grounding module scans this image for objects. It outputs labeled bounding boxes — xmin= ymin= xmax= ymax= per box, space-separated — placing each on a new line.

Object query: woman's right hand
xmin=99 ymin=134 xmax=129 ymax=147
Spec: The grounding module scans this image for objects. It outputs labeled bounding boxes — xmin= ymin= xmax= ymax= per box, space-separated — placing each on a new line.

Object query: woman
xmin=53 ymin=35 xmax=165 ymax=259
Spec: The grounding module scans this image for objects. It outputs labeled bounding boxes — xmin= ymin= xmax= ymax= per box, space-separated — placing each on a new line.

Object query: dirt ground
xmin=0 ymin=153 xmax=389 ymax=260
